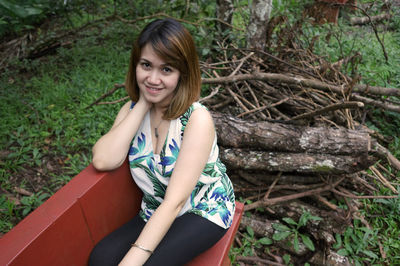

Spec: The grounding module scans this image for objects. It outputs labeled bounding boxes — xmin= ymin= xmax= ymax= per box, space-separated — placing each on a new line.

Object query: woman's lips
xmin=146 ymin=86 xmax=162 ymax=95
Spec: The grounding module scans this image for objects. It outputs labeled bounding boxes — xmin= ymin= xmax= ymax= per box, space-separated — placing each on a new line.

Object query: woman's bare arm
xmin=92 ymin=99 xmax=151 ymax=171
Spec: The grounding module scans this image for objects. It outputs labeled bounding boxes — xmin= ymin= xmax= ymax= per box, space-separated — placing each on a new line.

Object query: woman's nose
xmin=147 ymin=70 xmax=161 ymax=85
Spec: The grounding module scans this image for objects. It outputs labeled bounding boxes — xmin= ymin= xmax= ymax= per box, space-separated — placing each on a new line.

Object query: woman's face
xmin=136 ymin=44 xmax=180 ymax=108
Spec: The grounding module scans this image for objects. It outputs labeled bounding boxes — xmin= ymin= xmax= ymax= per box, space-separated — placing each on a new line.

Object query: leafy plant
xmin=19 ymin=192 xmax=50 ymax=217
xmin=230 ymin=225 xmax=273 ymax=263
xmin=273 ymin=210 xmax=322 ymax=253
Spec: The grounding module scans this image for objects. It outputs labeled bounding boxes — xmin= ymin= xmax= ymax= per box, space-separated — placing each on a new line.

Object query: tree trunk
xmin=212 ymin=112 xmax=371 ymax=155
xmin=216 ymin=0 xmax=234 ymax=32
xmin=211 ymin=112 xmax=376 ymax=174
xmin=247 ymin=0 xmax=272 ymax=50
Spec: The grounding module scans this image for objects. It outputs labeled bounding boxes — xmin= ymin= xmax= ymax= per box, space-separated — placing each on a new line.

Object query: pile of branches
xmin=193 ymin=19 xmax=399 ymax=264
xmin=91 ymin=41 xmax=400 ymax=263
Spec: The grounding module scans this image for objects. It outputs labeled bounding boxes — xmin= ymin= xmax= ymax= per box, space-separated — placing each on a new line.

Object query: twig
xmin=244 ymin=177 xmax=345 ymax=211
xmin=264 ymin=173 xmax=281 ymax=200
xmin=352 ymin=94 xmax=400 ymax=113
xmin=313 ymin=195 xmax=340 ymax=211
xmin=212 ymin=70 xmax=249 ymax=114
xmin=98 ymin=96 xmax=129 ymax=105
xmin=202 ymin=72 xmax=400 ymax=98
xmin=347 ymin=4 xmax=389 ymax=62
xmin=290 ymin=101 xmax=364 ymax=121
xmin=86 ymin=83 xmax=125 ymax=109
xmin=370 ymin=166 xmax=398 ymax=193
xmin=371 ymin=142 xmax=400 ymax=171
xmin=14 ymin=187 xmax=33 ymax=196
xmin=331 ymin=188 xmax=397 ymax=199
xmin=350 ymin=13 xmax=392 ymax=26
xmin=199 ymin=85 xmax=221 ymax=103
xmin=229 ymin=52 xmax=254 ymax=77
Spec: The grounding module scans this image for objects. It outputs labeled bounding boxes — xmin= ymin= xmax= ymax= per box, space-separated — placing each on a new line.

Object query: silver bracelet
xmin=132 ymin=243 xmax=153 ymax=254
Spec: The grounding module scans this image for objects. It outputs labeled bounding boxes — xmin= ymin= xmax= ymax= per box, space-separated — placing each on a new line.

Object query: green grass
xmin=1 ymin=1 xmax=400 ymax=264
xmin=0 ymin=17 xmax=137 ymax=230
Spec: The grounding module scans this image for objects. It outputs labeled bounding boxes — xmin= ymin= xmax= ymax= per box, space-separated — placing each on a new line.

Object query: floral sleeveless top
xmin=128 ymin=102 xmax=235 ymax=229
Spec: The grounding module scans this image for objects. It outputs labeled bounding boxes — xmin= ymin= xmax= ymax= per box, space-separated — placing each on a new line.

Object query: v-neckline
xmin=147 ymin=111 xmax=172 ymax=157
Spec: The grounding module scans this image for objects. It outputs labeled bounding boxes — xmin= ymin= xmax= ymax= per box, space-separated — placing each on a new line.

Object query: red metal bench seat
xmin=0 ymin=160 xmax=243 ymax=266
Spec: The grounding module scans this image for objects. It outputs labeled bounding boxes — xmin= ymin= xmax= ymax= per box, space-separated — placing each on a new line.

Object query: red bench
xmin=0 ymin=160 xmax=243 ymax=266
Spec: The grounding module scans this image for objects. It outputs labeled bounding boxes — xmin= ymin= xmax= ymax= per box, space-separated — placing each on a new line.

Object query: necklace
xmin=154 ymin=119 xmax=164 ymax=138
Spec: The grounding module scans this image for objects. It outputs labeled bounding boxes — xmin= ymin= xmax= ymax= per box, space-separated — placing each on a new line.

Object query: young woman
xmin=89 ymin=18 xmax=235 ymax=266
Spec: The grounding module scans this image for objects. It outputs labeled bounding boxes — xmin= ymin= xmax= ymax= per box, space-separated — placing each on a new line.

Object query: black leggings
xmin=88 ymin=213 xmax=227 ymax=266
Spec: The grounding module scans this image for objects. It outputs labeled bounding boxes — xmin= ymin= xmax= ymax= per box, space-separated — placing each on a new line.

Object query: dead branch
xmin=244 ymin=177 xmax=346 ymax=211
xmin=202 ymin=72 xmax=400 ymax=98
xmin=86 ymin=83 xmax=126 ymax=109
xmin=350 ymin=13 xmax=392 ymax=26
xmin=290 ymin=101 xmax=364 ymax=120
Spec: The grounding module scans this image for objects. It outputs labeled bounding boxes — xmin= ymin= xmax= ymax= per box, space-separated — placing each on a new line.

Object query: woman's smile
xmin=136 ymin=44 xmax=180 ymax=107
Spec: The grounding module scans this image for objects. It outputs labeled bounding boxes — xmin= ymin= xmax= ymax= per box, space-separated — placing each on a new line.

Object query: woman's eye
xmin=163 ymin=67 xmax=172 ymax=73
xmin=141 ymin=62 xmax=150 ymax=68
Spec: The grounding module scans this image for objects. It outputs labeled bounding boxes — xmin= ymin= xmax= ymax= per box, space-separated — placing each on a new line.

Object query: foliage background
xmin=1 ymin=0 xmax=399 ymax=264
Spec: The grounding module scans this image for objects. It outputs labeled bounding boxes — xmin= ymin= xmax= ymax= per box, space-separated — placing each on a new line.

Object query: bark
xmin=309 ymin=251 xmax=351 ymax=266
xmin=212 ymin=112 xmax=371 ymax=155
xmin=216 ymin=0 xmax=234 ymax=32
xmin=247 ymin=0 xmax=273 ymax=50
xmin=350 ymin=13 xmax=391 ymax=26
xmin=220 ymin=148 xmax=376 ymax=174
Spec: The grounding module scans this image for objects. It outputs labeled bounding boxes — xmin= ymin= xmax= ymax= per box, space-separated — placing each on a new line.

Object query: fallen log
xmin=220 ymin=148 xmax=376 ymax=174
xmin=212 ymin=112 xmax=371 ymax=155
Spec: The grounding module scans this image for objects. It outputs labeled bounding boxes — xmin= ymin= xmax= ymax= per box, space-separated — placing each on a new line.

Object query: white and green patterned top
xmin=128 ymin=102 xmax=235 ymax=229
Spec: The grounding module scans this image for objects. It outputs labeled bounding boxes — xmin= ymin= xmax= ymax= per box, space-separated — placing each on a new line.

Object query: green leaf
xmin=273 ymin=231 xmax=291 ymax=241
xmin=362 ymin=250 xmax=379 ymax=259
xmin=272 ymin=223 xmax=291 ymax=232
xmin=24 ymin=7 xmax=43 ymax=16
xmin=246 ymin=226 xmax=254 ymax=238
xmin=300 ymin=234 xmax=315 ymax=251
xmin=258 ymin=237 xmax=273 ymax=245
xmin=282 ymin=254 xmax=291 ymax=264
xmin=337 ymin=248 xmax=349 ymax=256
xmin=332 ymin=233 xmax=342 ymax=249
xmin=283 ymin=217 xmax=297 ymax=226
xmin=293 ymin=235 xmax=299 ymax=252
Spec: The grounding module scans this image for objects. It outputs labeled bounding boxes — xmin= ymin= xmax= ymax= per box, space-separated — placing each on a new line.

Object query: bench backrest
xmin=0 ymin=162 xmax=142 ymax=266
xmin=0 ymin=161 xmax=243 ymax=266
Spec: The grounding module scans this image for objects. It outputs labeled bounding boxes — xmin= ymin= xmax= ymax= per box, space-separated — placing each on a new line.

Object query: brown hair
xmin=125 ymin=18 xmax=201 ymax=119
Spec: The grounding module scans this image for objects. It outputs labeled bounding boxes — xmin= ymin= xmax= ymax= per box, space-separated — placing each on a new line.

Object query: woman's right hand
xmin=92 ymin=95 xmax=150 ymax=171
xmin=136 ymin=89 xmax=153 ymax=112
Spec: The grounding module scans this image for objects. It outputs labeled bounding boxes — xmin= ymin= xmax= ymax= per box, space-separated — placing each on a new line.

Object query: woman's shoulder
xmin=179 ymin=102 xmax=213 ymax=131
xmin=191 ymin=101 xmax=208 ymax=111
xmin=187 ymin=102 xmax=213 ymax=126
xmin=181 ymin=102 xmax=208 ymax=118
